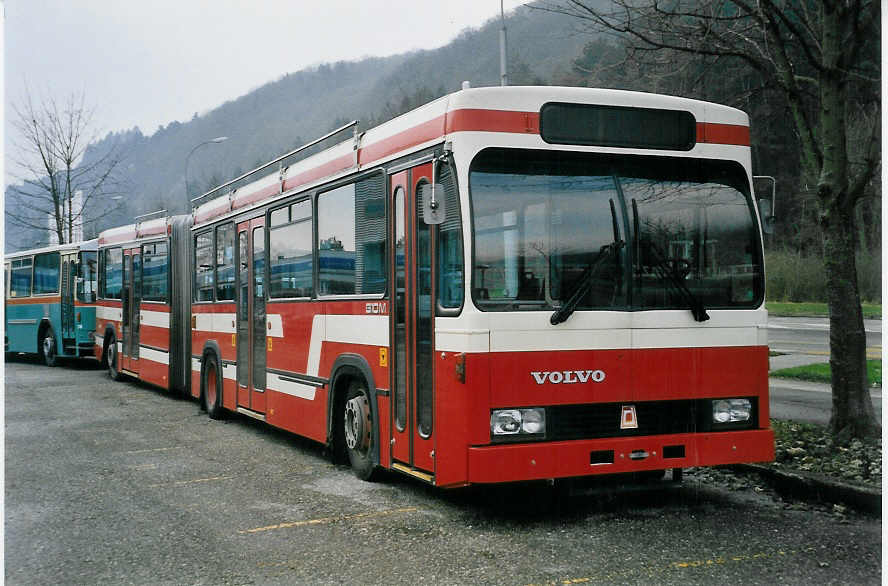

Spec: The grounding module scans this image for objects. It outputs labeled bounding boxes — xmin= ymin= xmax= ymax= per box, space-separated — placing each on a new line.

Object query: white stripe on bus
xmin=96 ymin=306 xmax=122 ymax=321
xmin=266 ymin=372 xmax=316 ymax=400
xmin=138 ymin=346 xmax=169 ymax=365
xmin=193 ymin=312 xmax=236 ymax=334
xmin=267 ymin=313 xmax=283 ymax=338
xmin=139 ymin=310 xmax=170 ymax=328
xmin=190 ymin=314 xmax=389 ymax=403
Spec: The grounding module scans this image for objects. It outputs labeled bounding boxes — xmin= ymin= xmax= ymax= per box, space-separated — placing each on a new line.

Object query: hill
xmin=4 ymin=5 xmax=589 ymax=251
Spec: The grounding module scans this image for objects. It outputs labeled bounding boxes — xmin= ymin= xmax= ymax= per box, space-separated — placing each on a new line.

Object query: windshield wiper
xmin=647 ymin=244 xmax=710 ymax=322
xmin=550 ymin=242 xmax=620 ymax=325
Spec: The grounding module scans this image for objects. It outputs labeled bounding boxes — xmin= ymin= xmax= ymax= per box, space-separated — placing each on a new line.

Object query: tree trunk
xmin=822 ymin=207 xmax=879 ymax=440
xmin=817 ymin=2 xmax=879 ymax=441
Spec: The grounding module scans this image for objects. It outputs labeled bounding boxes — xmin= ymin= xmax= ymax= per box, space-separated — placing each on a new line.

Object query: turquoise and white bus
xmin=4 ymin=239 xmax=99 ymax=365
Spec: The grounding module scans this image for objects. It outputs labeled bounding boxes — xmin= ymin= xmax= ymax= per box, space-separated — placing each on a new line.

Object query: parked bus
xmin=94 ymin=212 xmax=193 ymax=393
xmin=181 ymin=86 xmax=774 ymax=487
xmin=4 ymin=239 xmax=98 ymax=365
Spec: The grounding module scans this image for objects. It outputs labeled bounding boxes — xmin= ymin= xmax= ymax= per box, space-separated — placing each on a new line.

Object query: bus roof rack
xmin=134 ymin=209 xmax=168 ymax=223
xmin=190 ymin=120 xmax=360 ymax=207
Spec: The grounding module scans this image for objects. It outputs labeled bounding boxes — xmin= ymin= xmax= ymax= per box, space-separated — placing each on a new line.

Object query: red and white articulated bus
xmin=95 ymin=212 xmax=193 ymax=393
xmin=184 ymin=86 xmax=775 ymax=486
xmin=102 ymin=86 xmax=775 ymax=487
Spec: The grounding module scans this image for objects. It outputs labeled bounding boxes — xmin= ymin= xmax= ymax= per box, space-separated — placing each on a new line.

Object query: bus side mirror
xmin=757 ymin=199 xmax=775 ymax=234
xmin=421 ymin=183 xmax=446 ymax=225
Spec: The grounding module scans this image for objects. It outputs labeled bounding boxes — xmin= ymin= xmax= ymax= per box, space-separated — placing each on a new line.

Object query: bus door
xmin=389 ymin=164 xmax=436 ymax=475
xmin=121 ymin=248 xmax=141 ymax=373
xmin=236 ymin=217 xmax=267 ymax=415
xmin=60 ymin=251 xmax=77 ymax=347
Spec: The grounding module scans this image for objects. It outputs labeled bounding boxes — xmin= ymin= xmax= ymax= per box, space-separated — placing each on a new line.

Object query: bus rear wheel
xmin=40 ymin=327 xmax=57 ymax=367
xmin=202 ymin=355 xmax=224 ymax=420
xmin=343 ymin=380 xmax=378 ymax=481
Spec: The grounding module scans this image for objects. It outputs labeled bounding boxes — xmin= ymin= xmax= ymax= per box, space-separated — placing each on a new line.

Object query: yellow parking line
xmin=527 ymin=546 xmax=816 ymax=585
xmin=240 ymin=507 xmax=418 ymax=534
xmin=148 ymin=476 xmax=231 ymax=488
xmin=123 ymin=446 xmax=185 ymax=455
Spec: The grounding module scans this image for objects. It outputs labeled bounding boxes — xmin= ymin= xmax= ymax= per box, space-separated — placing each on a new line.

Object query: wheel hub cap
xmin=344 ymin=394 xmax=371 ymax=452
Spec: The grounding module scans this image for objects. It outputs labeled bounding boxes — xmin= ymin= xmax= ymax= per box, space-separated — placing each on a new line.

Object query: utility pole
xmin=499 ymin=0 xmax=508 ymax=86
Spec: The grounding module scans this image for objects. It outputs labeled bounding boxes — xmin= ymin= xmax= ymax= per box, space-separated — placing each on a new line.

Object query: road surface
xmin=767 ymin=316 xmax=882 ymax=424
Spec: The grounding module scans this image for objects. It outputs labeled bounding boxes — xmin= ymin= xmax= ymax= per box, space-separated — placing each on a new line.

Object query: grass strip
xmin=771 ymin=360 xmax=881 ymax=386
xmin=766 ymin=301 xmax=882 ymax=319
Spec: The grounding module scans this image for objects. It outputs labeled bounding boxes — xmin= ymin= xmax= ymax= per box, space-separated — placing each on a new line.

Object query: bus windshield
xmin=469 ymin=148 xmax=763 ymax=313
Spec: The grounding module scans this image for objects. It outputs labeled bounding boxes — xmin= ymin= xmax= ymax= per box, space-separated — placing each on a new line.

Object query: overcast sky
xmin=4 ymin=0 xmax=526 ymax=174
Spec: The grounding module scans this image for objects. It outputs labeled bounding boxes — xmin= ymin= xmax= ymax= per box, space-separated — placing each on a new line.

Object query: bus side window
xmin=33 ymin=252 xmax=60 ymax=294
xmin=216 ymin=224 xmax=235 ymax=301
xmin=11 ymin=258 xmax=33 ymax=298
xmin=104 ymin=248 xmax=123 ymax=300
xmin=142 ymin=243 xmax=168 ymax=302
xmin=195 ymin=231 xmax=215 ymax=302
xmin=270 ymin=199 xmax=313 ymax=299
xmin=436 ymin=163 xmax=463 ymax=311
xmin=317 ymin=174 xmax=386 ymax=296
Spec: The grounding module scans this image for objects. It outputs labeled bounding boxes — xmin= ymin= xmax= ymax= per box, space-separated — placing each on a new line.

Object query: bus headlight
xmin=712 ymin=398 xmax=752 ymax=424
xmin=491 ymin=408 xmax=546 ymax=438
xmin=521 ymin=408 xmax=546 ymax=434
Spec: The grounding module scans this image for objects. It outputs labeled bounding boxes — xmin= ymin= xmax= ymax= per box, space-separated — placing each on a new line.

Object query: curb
xmin=732 ymin=463 xmax=881 ymax=514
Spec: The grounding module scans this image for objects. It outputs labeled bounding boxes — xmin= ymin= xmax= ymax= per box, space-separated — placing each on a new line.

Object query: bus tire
xmin=106 ymin=334 xmax=124 ymax=381
xmin=40 ymin=325 xmax=57 ymax=367
xmin=202 ymin=354 xmax=224 ymax=420
xmin=342 ymin=379 xmax=378 ymax=481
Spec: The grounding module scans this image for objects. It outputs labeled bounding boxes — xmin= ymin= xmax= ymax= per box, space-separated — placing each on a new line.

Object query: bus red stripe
xmin=445 ymin=108 xmax=539 ymax=134
xmin=358 ymin=116 xmax=447 ymax=164
xmin=696 ymin=122 xmax=750 ymax=146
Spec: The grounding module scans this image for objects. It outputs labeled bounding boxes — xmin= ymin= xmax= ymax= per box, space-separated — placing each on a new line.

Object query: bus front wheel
xmin=343 ymin=380 xmax=378 ymax=481
xmin=40 ymin=327 xmax=57 ymax=367
xmin=106 ymin=334 xmax=124 ymax=381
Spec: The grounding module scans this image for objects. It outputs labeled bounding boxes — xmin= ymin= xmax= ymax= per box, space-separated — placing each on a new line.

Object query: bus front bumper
xmin=466 ymin=429 xmax=775 ymax=484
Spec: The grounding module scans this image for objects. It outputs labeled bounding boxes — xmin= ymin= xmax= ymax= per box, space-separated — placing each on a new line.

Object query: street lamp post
xmin=185 ymin=136 xmax=229 ymax=207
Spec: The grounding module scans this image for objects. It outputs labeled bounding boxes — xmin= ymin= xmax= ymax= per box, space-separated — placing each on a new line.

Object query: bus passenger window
xmin=216 ymin=224 xmax=235 ymax=301
xmin=10 ymin=258 xmax=33 ymax=298
xmin=103 ymin=248 xmax=123 ymax=299
xmin=195 ymin=232 xmax=214 ymax=302
xmin=33 ymin=252 xmax=60 ymax=294
xmin=270 ymin=200 xmax=312 ymax=298
xmin=142 ymin=243 xmax=168 ymax=302
xmin=436 ymin=163 xmax=463 ymax=310
xmin=317 ymin=174 xmax=386 ymax=296
xmin=253 ymin=226 xmax=265 ymax=299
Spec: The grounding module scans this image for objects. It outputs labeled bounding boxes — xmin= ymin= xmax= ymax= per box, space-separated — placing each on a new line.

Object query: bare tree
xmin=539 ymin=0 xmax=880 ymax=440
xmin=7 ymin=89 xmax=126 ymax=246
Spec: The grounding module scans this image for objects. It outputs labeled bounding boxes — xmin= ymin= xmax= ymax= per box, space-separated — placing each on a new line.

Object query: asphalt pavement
xmin=5 ymin=357 xmax=882 ymax=585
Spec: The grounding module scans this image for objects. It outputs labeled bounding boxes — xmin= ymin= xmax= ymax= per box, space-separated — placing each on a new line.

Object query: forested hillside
xmin=4 ymin=5 xmax=589 ymax=250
